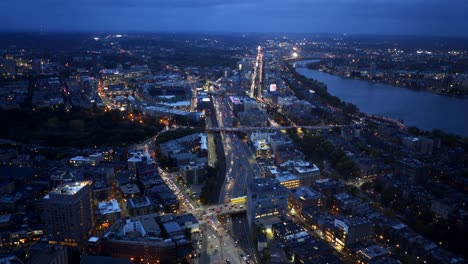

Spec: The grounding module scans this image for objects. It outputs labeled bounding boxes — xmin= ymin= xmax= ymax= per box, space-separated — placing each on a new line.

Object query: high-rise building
xmin=43 ymin=181 xmax=95 ymax=247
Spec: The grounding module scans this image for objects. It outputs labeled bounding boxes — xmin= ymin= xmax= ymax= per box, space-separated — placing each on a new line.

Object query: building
xmin=430 ymin=199 xmax=456 ymax=220
xmin=275 ymin=171 xmax=300 ymax=189
xmin=252 ymin=139 xmax=271 ymax=159
xmin=238 ymin=109 xmax=269 ymax=127
xmin=96 ymin=199 xmax=121 ymax=226
xmin=119 ymin=183 xmax=141 ymax=198
xmin=326 ymin=217 xmax=374 ymax=250
xmin=93 ymin=180 xmax=110 ymax=203
xmin=396 ymin=159 xmax=427 ymax=185
xmin=127 ymin=196 xmax=156 ymax=216
xmin=280 ymin=160 xmax=321 ymax=186
xmin=127 ymin=151 xmax=153 ymax=175
xmin=80 ymin=256 xmax=132 ymax=264
xmin=355 ymin=245 xmax=389 ymax=264
xmin=268 ymin=133 xmax=294 ymax=156
xmin=247 ymin=178 xmax=287 ymax=226
xmin=229 ymin=96 xmax=244 ymax=114
xmin=28 ymin=240 xmax=68 ymax=264
xmin=288 ymin=186 xmax=325 ymax=216
xmin=100 ymin=214 xmax=193 ymax=264
xmin=69 ymin=156 xmax=97 ymax=167
xmin=42 ymin=181 xmax=95 ymax=247
xmin=149 ymin=184 xmax=179 ymax=214
xmin=179 ymin=162 xmax=206 ymax=185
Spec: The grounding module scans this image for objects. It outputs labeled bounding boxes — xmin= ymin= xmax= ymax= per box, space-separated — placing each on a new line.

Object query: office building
xmin=276 ymin=171 xmax=300 ymax=189
xmin=288 ymin=186 xmax=325 ymax=215
xmin=247 ymin=178 xmax=287 ymax=226
xmin=43 ymin=181 xmax=94 ymax=247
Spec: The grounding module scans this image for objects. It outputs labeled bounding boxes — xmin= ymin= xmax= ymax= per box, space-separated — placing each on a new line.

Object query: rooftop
xmin=163 ymin=221 xmax=183 ymax=234
xmin=98 ymin=199 xmax=121 ymax=215
xmin=69 ymin=156 xmax=92 ymax=162
xmin=294 ymin=164 xmax=320 ymax=174
xmin=358 ymin=245 xmax=388 ymax=260
xmin=81 ymin=256 xmax=132 ymax=264
xmin=289 ymin=186 xmax=321 ymax=201
xmin=276 ymin=171 xmax=299 ymax=182
xmin=253 ymin=139 xmax=270 ymax=150
xmin=45 ymin=181 xmax=92 ymax=198
xmin=103 ymin=214 xmax=194 ymax=246
xmin=250 ymin=178 xmax=284 ymax=192
xmin=128 ymin=196 xmax=152 ymax=209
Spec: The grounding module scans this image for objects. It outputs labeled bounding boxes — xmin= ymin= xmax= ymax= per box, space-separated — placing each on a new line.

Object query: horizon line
xmin=0 ymin=29 xmax=468 ymax=39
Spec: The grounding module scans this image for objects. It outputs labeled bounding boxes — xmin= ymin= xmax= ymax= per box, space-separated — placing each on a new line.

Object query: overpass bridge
xmin=205 ymin=125 xmax=339 ymax=132
xmin=203 ymin=203 xmax=247 ymax=216
xmin=203 ymin=196 xmax=248 ymax=216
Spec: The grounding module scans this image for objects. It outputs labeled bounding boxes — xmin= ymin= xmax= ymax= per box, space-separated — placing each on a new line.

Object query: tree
xmin=343 ymin=102 xmax=359 ymax=115
xmin=360 ymin=181 xmax=373 ymax=191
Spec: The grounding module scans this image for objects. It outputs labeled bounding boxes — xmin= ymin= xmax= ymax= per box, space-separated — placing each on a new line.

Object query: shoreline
xmin=299 ymin=61 xmax=468 ymax=99
xmin=292 ymin=61 xmax=468 ymax=138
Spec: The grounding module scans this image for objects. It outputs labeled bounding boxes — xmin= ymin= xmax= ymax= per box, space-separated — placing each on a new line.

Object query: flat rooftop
xmin=290 ymin=186 xmax=321 ymax=200
xmin=99 ymin=199 xmax=121 ymax=215
xmin=276 ymin=171 xmax=299 ymax=182
xmin=46 ymin=181 xmax=92 ymax=197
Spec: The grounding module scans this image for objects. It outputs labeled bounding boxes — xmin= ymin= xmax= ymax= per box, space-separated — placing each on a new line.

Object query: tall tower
xmin=190 ymin=86 xmax=198 ymax=112
xmin=43 ymin=181 xmax=95 ymax=247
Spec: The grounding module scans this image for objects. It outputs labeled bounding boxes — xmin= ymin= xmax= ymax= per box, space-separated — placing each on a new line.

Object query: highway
xmin=213 ymin=95 xmax=258 ymax=204
xmin=212 ymin=81 xmax=265 ymax=263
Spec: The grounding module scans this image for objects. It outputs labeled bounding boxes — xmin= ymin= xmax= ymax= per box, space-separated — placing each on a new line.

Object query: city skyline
xmin=0 ymin=2 xmax=467 ymax=261
xmin=1 ymin=0 xmax=468 ymax=36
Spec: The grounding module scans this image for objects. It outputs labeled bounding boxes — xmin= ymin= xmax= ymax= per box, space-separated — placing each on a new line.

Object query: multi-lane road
xmin=213 ymin=95 xmax=259 ymax=205
xmin=159 ymin=170 xmax=248 ymax=264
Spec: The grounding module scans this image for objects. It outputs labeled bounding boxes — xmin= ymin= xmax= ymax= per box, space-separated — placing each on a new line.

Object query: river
xmin=295 ymin=60 xmax=468 ymax=137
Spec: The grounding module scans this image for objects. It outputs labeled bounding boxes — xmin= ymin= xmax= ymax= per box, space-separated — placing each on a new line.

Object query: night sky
xmin=1 ymin=0 xmax=467 ymax=36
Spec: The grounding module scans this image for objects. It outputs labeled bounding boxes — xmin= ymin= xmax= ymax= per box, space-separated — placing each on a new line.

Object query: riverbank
xmin=304 ymin=62 xmax=468 ymax=99
xmin=295 ymin=60 xmax=468 ymax=137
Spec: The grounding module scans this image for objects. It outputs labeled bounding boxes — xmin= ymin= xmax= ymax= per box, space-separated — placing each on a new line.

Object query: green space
xmin=0 ymin=106 xmax=163 ymax=147
xmin=289 ymin=129 xmax=361 ymax=179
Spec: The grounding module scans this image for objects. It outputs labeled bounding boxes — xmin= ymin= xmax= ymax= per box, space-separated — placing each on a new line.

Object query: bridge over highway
xmin=205 ymin=125 xmax=339 ymax=132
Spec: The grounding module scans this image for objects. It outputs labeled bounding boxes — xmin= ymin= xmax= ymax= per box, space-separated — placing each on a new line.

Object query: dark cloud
xmin=0 ymin=0 xmax=467 ymax=36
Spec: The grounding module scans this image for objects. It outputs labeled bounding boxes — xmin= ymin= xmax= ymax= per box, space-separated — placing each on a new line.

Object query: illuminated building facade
xmin=247 ymin=178 xmax=287 ymax=226
xmin=276 ymin=171 xmax=300 ymax=189
xmin=287 ymin=186 xmax=325 ymax=216
xmin=325 ymin=217 xmax=374 ymax=250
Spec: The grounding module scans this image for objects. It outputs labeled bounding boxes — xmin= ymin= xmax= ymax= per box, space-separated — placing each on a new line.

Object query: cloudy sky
xmin=1 ymin=0 xmax=467 ymax=36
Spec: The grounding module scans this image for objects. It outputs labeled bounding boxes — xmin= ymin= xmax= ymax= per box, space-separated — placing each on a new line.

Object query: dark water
xmin=295 ymin=61 xmax=468 ymax=136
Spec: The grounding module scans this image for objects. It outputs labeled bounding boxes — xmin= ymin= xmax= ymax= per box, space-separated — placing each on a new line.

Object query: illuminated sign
xmin=270 ymin=84 xmax=277 ymax=92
